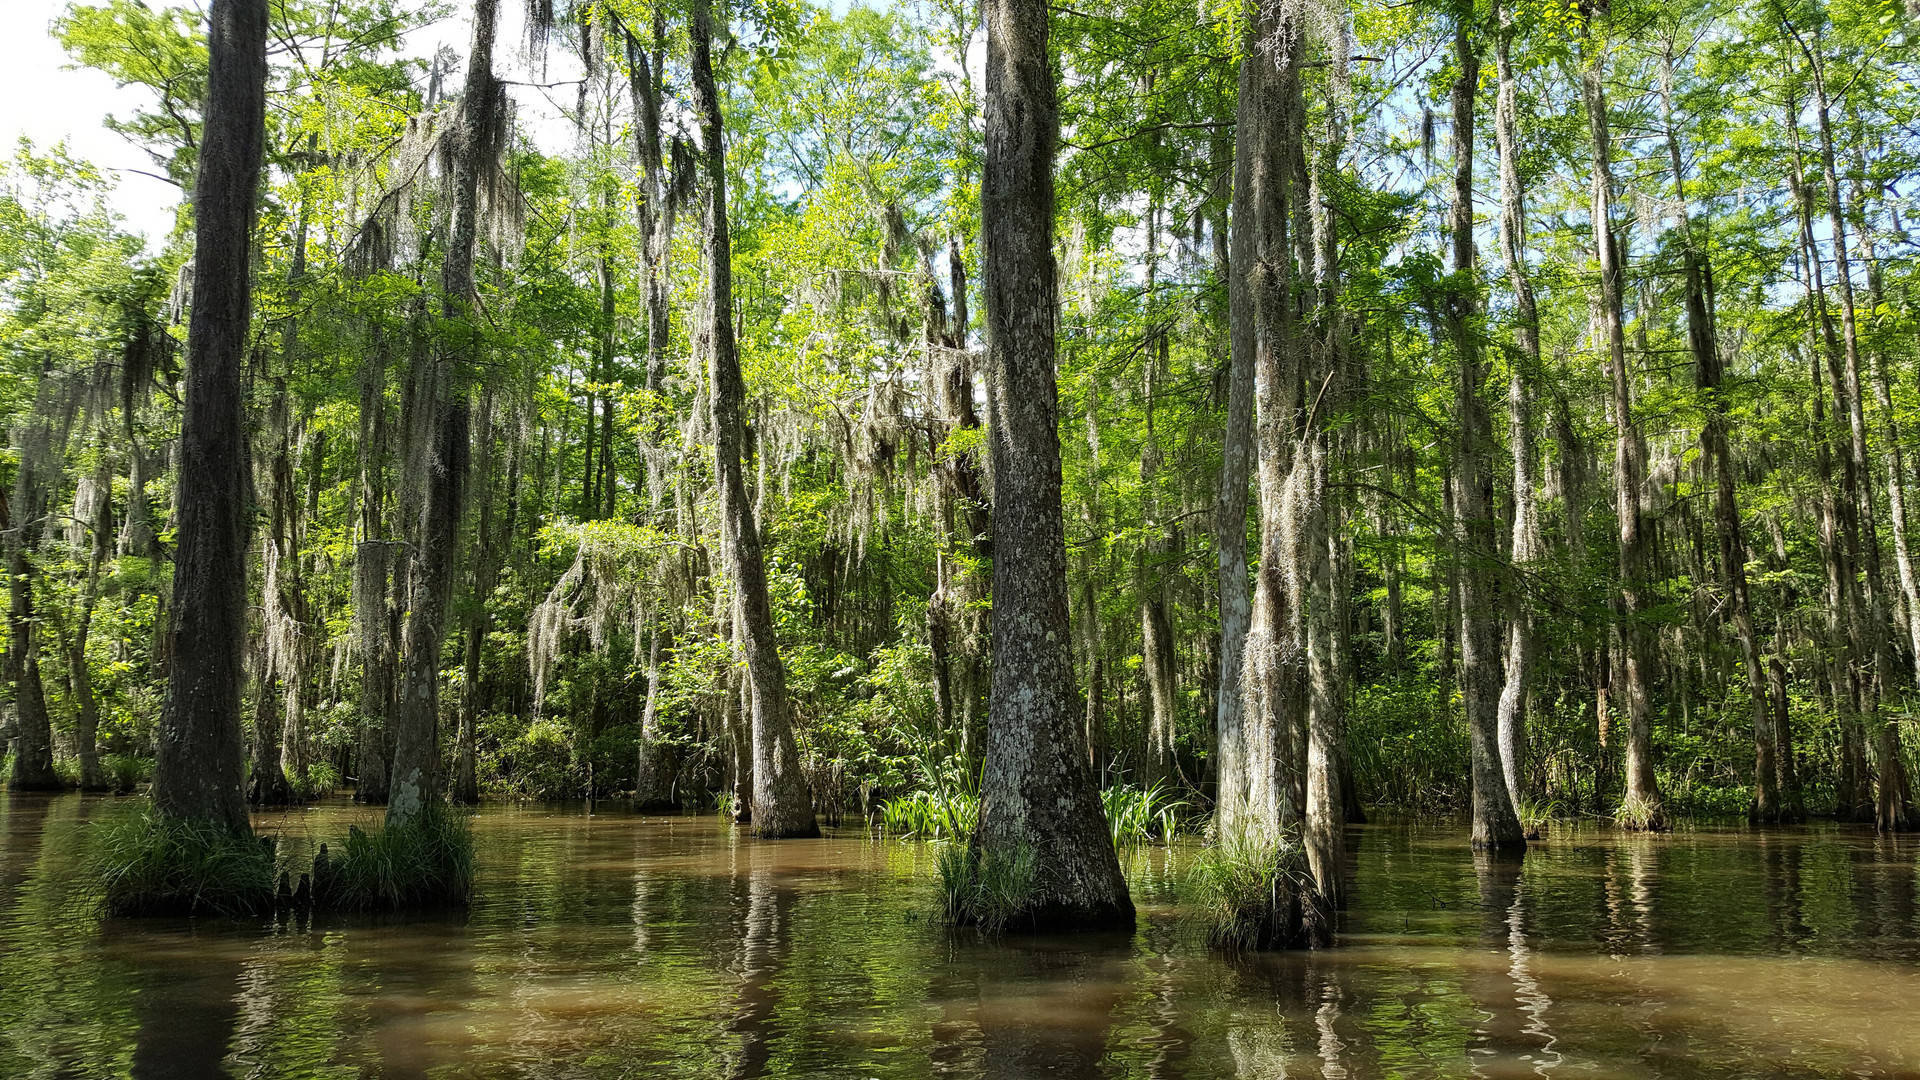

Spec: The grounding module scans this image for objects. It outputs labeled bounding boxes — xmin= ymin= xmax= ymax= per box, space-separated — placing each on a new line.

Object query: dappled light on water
xmin=3 ymin=794 xmax=1919 ymax=1077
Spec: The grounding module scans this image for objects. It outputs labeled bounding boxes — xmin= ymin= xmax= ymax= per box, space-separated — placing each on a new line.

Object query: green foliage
xmin=88 ymin=806 xmax=275 ymax=918
xmin=934 ymin=842 xmax=1035 ymax=932
xmin=102 ymin=754 xmax=152 ymax=795
xmin=319 ymin=804 xmax=474 ymax=911
xmin=878 ymin=788 xmax=977 ymax=839
xmin=1101 ymin=782 xmax=1188 ymax=848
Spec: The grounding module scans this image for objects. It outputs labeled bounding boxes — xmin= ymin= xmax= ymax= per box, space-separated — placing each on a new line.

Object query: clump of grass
xmin=1182 ymin=835 xmax=1322 ymax=951
xmin=1516 ymin=798 xmax=1558 ymax=840
xmin=103 ymin=754 xmax=154 ymax=795
xmin=880 ymin=789 xmax=979 ymax=840
xmin=88 ymin=806 xmax=276 ymax=917
xmin=318 ymin=803 xmax=474 ymax=911
xmin=1102 ymin=782 xmax=1188 ymax=848
xmin=935 ymin=842 xmax=1036 ymax=932
xmin=1613 ymin=792 xmax=1668 ymax=832
xmin=302 ymin=761 xmax=342 ymax=799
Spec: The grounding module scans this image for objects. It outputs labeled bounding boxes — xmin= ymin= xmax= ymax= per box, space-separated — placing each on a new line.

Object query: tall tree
xmin=1490 ymin=0 xmax=1536 ymax=814
xmin=1582 ymin=0 xmax=1663 ymax=829
xmin=390 ymin=0 xmax=494 ymax=825
xmin=692 ymin=0 xmax=819 ymax=838
xmin=148 ymin=0 xmax=268 ymax=835
xmin=972 ymin=0 xmax=1131 ymax=929
xmin=1450 ymin=6 xmax=1524 ymax=852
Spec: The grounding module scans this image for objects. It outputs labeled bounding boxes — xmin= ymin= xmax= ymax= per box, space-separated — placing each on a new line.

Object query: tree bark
xmin=1452 ymin=11 xmax=1524 ymax=851
xmin=453 ymin=390 xmax=498 ymax=806
xmin=1797 ymin=34 xmax=1912 ymax=831
xmin=390 ymin=0 xmax=494 ymax=826
xmin=692 ymin=0 xmax=818 ymax=838
xmin=68 ymin=460 xmax=112 ymax=790
xmin=973 ymin=0 xmax=1131 ymax=929
xmin=1582 ymin=1 xmax=1663 ymax=828
xmin=149 ymin=0 xmax=267 ymax=834
xmin=5 ymin=420 xmax=60 ymax=792
xmin=353 ymin=325 xmax=392 ymax=804
xmin=1657 ymin=45 xmax=1781 ymax=823
xmin=1492 ymin=0 xmax=1537 ymax=814
xmin=1788 ymin=92 xmax=1873 ymax=823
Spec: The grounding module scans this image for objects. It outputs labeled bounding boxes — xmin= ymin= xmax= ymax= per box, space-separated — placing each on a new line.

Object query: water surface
xmin=2 ymin=794 xmax=1916 ymax=1077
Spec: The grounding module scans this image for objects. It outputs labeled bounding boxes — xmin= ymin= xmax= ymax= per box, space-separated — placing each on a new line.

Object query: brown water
xmin=3 ymin=794 xmax=1918 ymax=1078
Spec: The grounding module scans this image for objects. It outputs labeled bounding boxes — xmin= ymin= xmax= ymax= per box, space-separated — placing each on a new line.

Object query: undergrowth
xmin=318 ymin=803 xmax=475 ymax=911
xmin=1102 ymin=782 xmax=1187 ymax=847
xmin=1182 ymin=835 xmax=1321 ymax=951
xmin=934 ymin=842 xmax=1036 ymax=931
xmin=879 ymin=788 xmax=978 ymax=840
xmin=88 ymin=806 xmax=275 ymax=917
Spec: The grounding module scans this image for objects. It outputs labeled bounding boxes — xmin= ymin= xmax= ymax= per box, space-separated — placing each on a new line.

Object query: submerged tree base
xmin=91 ymin=801 xmax=474 ymax=917
xmin=90 ymin=806 xmax=277 ymax=917
xmin=934 ymin=842 xmax=1132 ymax=933
xmin=1614 ymin=793 xmax=1670 ymax=832
xmin=1184 ymin=837 xmax=1330 ymax=951
xmin=308 ymin=803 xmax=475 ymax=911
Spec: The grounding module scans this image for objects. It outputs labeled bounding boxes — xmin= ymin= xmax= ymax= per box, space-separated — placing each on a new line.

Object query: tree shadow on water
xmin=127 ymin=938 xmax=244 ymax=1080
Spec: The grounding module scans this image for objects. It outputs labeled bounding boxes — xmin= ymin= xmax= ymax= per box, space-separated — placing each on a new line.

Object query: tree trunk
xmin=5 ymin=424 xmax=60 ymax=792
xmin=1657 ymin=45 xmax=1780 ymax=823
xmin=1452 ymin=11 xmax=1524 ymax=852
xmin=453 ymin=390 xmax=498 ymax=806
xmin=972 ymin=0 xmax=1131 ymax=930
xmin=390 ymin=0 xmax=494 ymax=826
xmin=1492 ymin=0 xmax=1537 ymax=814
xmin=635 ymin=615 xmax=674 ymax=808
xmin=149 ymin=0 xmax=267 ymax=835
xmin=353 ymin=323 xmax=392 ymax=804
xmin=692 ymin=0 xmax=817 ymax=839
xmin=69 ymin=462 xmax=110 ymax=790
xmin=1799 ymin=38 xmax=1912 ymax=831
xmin=1583 ymin=2 xmax=1662 ymax=829
xmin=1788 ymin=93 xmax=1873 ymax=823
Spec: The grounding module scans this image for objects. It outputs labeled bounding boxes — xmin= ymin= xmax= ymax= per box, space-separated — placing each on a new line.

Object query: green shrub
xmin=103 ymin=754 xmax=153 ymax=794
xmin=1516 ymin=798 xmax=1559 ymax=839
xmin=934 ymin=842 xmax=1036 ymax=932
xmin=88 ymin=806 xmax=275 ymax=917
xmin=1613 ymin=792 xmax=1667 ymax=832
xmin=318 ymin=803 xmax=474 ymax=911
xmin=304 ymin=760 xmax=342 ymax=797
xmin=1182 ymin=835 xmax=1320 ymax=951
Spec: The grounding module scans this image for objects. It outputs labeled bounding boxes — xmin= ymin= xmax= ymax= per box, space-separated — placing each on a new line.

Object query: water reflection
xmin=128 ymin=937 xmax=243 ymax=1079
xmin=5 ymin=799 xmax=1920 ymax=1077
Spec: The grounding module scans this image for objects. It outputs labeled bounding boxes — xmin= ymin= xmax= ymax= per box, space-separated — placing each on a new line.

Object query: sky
xmin=1 ymin=0 xmax=187 ymax=248
xmin=1 ymin=0 xmax=973 ymax=258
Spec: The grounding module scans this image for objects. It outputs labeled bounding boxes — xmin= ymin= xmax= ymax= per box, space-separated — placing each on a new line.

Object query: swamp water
xmin=2 ymin=794 xmax=1918 ymax=1078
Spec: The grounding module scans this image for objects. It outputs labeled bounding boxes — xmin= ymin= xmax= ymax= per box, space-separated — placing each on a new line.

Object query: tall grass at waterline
xmin=934 ymin=841 xmax=1036 ymax=931
xmin=88 ymin=805 xmax=275 ymax=917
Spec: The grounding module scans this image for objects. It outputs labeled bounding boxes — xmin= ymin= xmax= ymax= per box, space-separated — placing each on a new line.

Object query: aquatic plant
xmin=1515 ymin=798 xmax=1559 ymax=840
xmin=1181 ymin=835 xmax=1321 ymax=951
xmin=934 ymin=842 xmax=1036 ymax=931
xmin=88 ymin=805 xmax=275 ymax=917
xmin=1101 ymin=782 xmax=1187 ymax=848
xmin=303 ymin=760 xmax=342 ymax=798
xmin=879 ymin=788 xmax=979 ymax=840
xmin=318 ymin=802 xmax=475 ymax=911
